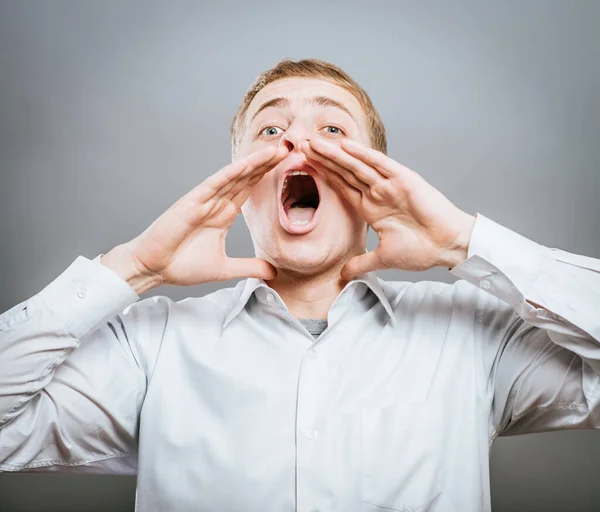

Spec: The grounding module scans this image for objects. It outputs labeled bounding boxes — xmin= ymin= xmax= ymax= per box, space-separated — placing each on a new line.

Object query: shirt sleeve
xmin=450 ymin=214 xmax=600 ymax=437
xmin=0 ymin=256 xmax=167 ymax=474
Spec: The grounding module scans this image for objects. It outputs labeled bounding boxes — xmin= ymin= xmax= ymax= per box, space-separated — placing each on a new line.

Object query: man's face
xmin=238 ymin=77 xmax=371 ymax=278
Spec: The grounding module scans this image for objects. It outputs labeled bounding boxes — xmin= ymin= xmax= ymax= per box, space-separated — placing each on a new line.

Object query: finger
xmin=220 ymin=257 xmax=277 ymax=281
xmin=340 ymin=139 xmax=408 ymax=179
xmin=225 ymin=168 xmax=266 ymax=200
xmin=193 ymin=146 xmax=288 ymax=202
xmin=211 ymin=145 xmax=287 ymax=197
xmin=306 ymin=158 xmax=363 ymax=207
xmin=235 ymin=145 xmax=289 ymax=181
xmin=307 ymin=138 xmax=386 ymax=186
xmin=340 ymin=250 xmax=385 ymax=280
xmin=302 ymin=142 xmax=367 ymax=193
xmin=174 ymin=161 xmax=276 ymax=228
xmin=230 ymin=173 xmax=266 ymax=209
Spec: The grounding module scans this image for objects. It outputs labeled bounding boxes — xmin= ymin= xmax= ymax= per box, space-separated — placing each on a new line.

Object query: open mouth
xmin=279 ymin=169 xmax=322 ymax=234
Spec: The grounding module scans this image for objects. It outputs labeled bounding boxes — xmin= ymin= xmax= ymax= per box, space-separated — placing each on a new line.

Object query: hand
xmin=301 ymin=138 xmax=476 ymax=279
xmin=101 ymin=146 xmax=289 ymax=293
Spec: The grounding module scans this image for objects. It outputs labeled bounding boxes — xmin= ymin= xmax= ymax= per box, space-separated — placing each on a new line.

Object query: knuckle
xmin=369 ymin=182 xmax=388 ymax=202
xmin=180 ymin=195 xmax=201 ymax=212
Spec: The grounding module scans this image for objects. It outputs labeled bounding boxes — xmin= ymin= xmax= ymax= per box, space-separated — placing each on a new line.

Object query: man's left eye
xmin=323 ymin=126 xmax=344 ymax=135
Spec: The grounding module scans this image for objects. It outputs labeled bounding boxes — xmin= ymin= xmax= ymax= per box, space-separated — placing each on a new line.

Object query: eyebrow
xmin=251 ymin=97 xmax=290 ymax=122
xmin=250 ymin=95 xmax=356 ymax=123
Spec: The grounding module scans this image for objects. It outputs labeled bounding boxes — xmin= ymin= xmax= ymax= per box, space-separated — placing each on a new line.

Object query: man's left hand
xmin=301 ymin=138 xmax=476 ymax=280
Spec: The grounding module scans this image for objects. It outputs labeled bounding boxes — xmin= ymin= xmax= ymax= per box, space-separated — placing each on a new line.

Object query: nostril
xmin=283 ymin=140 xmax=294 ymax=152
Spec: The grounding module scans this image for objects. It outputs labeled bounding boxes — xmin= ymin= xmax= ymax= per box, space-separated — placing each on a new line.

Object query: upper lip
xmin=277 ymin=155 xmax=323 ymax=206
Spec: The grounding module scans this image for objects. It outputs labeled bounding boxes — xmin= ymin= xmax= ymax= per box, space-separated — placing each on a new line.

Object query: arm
xmin=0 ymin=146 xmax=288 ymax=472
xmin=451 ymin=214 xmax=600 ymax=435
xmin=0 ymin=256 xmax=157 ymax=473
xmin=301 ymin=138 xmax=599 ymax=434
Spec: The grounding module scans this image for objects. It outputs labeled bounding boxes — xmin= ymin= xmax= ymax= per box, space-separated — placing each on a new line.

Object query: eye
xmin=322 ymin=126 xmax=345 ymax=136
xmin=260 ymin=126 xmax=284 ymax=137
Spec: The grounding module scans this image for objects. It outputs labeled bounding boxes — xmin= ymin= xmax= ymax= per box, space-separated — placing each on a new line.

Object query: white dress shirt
xmin=0 ymin=213 xmax=599 ymax=512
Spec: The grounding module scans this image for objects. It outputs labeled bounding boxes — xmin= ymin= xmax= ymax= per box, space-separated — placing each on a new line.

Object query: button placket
xmin=296 ymin=348 xmax=325 ymax=511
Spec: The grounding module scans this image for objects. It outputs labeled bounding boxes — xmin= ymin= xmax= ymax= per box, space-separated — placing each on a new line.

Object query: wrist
xmin=100 ymin=245 xmax=162 ymax=295
xmin=440 ymin=213 xmax=476 ymax=270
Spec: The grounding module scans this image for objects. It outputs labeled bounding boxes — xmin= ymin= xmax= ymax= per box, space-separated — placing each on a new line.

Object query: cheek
xmin=244 ymin=175 xmax=276 ymax=222
xmin=243 ymin=135 xmax=282 ymax=154
xmin=248 ymin=180 xmax=267 ymax=203
xmin=322 ymin=181 xmax=357 ymax=214
xmin=340 ymin=199 xmax=364 ymax=227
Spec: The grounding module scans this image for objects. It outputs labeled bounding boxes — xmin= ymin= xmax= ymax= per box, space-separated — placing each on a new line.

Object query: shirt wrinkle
xmin=0 ymin=213 xmax=599 ymax=512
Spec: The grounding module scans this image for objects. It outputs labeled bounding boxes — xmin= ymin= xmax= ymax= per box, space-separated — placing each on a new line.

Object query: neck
xmin=265 ymin=267 xmax=350 ymax=320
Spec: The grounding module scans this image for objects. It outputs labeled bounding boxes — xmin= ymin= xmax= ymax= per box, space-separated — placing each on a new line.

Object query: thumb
xmin=221 ymin=257 xmax=278 ymax=281
xmin=340 ymin=249 xmax=383 ymax=280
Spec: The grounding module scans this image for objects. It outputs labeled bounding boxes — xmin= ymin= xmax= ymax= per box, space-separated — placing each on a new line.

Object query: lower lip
xmin=278 ymin=201 xmax=322 ymax=235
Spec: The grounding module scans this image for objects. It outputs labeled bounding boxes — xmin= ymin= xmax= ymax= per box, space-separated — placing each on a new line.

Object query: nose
xmin=279 ymin=121 xmax=310 ymax=153
xmin=281 ymin=135 xmax=309 ymax=153
xmin=282 ymin=139 xmax=295 ymax=152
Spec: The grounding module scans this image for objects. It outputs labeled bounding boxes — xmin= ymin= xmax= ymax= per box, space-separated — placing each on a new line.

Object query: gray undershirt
xmin=298 ymin=318 xmax=328 ymax=340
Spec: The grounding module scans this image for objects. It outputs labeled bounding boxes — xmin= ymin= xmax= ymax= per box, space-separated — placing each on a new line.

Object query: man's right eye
xmin=260 ymin=126 xmax=284 ymax=137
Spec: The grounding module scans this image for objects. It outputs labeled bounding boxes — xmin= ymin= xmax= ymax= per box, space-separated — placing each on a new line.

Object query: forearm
xmin=451 ymin=214 xmax=600 ymax=343
xmin=0 ymin=256 xmax=139 ymax=425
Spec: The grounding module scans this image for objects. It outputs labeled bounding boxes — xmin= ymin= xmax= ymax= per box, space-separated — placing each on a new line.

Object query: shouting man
xmin=1 ymin=59 xmax=598 ymax=512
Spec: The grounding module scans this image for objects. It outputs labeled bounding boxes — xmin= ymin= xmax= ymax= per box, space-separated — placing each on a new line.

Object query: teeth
xmin=282 ymin=170 xmax=310 ymax=189
xmin=291 ymin=220 xmax=309 ymax=225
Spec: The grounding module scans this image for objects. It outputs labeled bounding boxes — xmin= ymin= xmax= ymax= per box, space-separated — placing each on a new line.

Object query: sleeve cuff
xmin=450 ymin=214 xmax=546 ymax=308
xmin=38 ymin=256 xmax=139 ymax=339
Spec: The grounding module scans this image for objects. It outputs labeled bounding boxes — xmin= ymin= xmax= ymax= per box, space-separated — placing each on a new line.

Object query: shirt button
xmin=479 ymin=279 xmax=492 ymax=290
xmin=307 ymin=429 xmax=317 ymax=439
xmin=308 ymin=348 xmax=318 ymax=360
xmin=266 ymin=293 xmax=274 ymax=303
xmin=76 ymin=288 xmax=87 ymax=299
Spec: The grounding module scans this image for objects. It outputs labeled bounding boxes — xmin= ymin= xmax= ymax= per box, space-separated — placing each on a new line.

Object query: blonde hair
xmin=231 ymin=58 xmax=387 ymax=158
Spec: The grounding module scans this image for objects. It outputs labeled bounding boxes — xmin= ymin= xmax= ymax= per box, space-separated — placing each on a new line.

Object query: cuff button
xmin=76 ymin=288 xmax=88 ymax=299
xmin=479 ymin=279 xmax=492 ymax=290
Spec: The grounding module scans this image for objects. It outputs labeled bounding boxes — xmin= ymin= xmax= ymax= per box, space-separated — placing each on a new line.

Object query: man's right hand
xmin=100 ymin=146 xmax=289 ymax=294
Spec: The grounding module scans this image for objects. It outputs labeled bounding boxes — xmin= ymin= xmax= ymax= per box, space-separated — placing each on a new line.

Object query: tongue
xmin=287 ymin=206 xmax=316 ymax=224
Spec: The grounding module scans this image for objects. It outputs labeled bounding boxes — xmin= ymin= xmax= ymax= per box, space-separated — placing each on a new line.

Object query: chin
xmin=271 ymin=243 xmax=337 ymax=276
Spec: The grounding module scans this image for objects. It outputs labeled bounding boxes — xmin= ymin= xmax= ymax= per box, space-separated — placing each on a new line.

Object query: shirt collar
xmin=222 ymin=271 xmax=395 ymax=328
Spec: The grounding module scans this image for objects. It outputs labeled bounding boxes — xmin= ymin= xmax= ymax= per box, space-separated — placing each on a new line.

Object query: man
xmin=0 ymin=58 xmax=598 ymax=512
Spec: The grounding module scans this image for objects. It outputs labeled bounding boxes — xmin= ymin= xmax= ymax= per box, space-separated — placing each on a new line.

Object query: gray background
xmin=0 ymin=1 xmax=599 ymax=511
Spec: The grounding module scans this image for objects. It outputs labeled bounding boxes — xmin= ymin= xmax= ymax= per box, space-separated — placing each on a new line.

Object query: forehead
xmin=246 ymin=77 xmax=367 ymax=125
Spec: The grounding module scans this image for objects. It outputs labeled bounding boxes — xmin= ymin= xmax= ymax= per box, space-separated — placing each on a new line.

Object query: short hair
xmin=231 ymin=58 xmax=387 ymax=159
